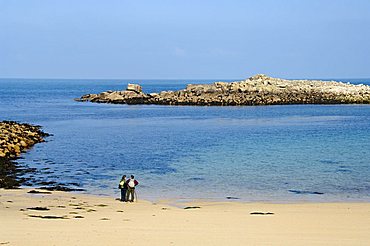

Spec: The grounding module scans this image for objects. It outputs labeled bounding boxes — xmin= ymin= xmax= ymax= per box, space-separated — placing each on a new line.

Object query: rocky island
xmin=76 ymin=74 xmax=370 ymax=106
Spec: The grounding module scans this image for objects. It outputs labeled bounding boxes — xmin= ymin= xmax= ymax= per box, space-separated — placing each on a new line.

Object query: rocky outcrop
xmin=75 ymin=74 xmax=370 ymax=106
xmin=0 ymin=121 xmax=49 ymax=188
xmin=77 ymin=89 xmax=150 ymax=104
xmin=0 ymin=121 xmax=49 ymax=159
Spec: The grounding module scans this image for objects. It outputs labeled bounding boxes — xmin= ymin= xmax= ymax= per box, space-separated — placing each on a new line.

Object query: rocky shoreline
xmin=75 ymin=74 xmax=370 ymax=106
xmin=0 ymin=121 xmax=50 ymax=188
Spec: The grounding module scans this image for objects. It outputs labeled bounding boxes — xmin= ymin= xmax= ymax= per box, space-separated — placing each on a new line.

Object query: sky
xmin=0 ymin=0 xmax=369 ymax=79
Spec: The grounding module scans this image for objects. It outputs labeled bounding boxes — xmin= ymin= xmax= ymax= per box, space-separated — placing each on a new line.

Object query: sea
xmin=1 ymin=78 xmax=370 ymax=202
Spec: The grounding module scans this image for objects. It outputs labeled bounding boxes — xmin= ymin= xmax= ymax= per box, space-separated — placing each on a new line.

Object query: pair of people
xmin=118 ymin=175 xmax=139 ymax=202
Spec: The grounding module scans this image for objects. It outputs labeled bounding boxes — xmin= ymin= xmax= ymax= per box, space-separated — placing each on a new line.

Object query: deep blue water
xmin=1 ymin=78 xmax=370 ymax=202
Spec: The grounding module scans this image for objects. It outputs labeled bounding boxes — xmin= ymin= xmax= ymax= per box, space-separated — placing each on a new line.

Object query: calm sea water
xmin=1 ymin=78 xmax=370 ymax=202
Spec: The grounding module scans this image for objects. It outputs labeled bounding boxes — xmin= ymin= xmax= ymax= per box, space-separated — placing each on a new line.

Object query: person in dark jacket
xmin=125 ymin=175 xmax=139 ymax=202
xmin=118 ymin=175 xmax=127 ymax=202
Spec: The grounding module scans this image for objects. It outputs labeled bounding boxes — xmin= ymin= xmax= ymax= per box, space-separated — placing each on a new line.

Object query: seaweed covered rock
xmin=0 ymin=121 xmax=49 ymax=188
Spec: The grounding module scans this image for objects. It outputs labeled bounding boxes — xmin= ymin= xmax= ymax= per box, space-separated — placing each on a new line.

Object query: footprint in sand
xmin=28 ymin=214 xmax=69 ymax=219
xmin=69 ymin=203 xmax=80 ymax=207
xmin=95 ymin=204 xmax=108 ymax=207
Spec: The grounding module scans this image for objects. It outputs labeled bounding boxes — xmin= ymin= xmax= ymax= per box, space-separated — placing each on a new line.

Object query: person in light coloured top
xmin=125 ymin=175 xmax=139 ymax=202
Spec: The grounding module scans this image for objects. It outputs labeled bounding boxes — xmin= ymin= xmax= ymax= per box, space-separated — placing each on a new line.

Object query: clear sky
xmin=0 ymin=0 xmax=369 ymax=79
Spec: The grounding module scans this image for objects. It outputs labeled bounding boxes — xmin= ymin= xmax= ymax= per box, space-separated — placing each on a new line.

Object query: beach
xmin=1 ymin=188 xmax=369 ymax=245
xmin=2 ymin=1 xmax=370 ymax=245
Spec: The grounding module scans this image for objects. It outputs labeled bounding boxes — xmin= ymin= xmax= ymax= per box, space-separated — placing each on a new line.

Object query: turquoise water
xmin=1 ymin=78 xmax=370 ymax=202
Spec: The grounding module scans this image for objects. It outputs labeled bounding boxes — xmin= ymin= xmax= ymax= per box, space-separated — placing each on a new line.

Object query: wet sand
xmin=0 ymin=188 xmax=369 ymax=245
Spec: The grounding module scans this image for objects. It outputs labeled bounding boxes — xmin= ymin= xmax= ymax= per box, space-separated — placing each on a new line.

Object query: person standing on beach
xmin=118 ymin=175 xmax=127 ymax=202
xmin=125 ymin=175 xmax=139 ymax=202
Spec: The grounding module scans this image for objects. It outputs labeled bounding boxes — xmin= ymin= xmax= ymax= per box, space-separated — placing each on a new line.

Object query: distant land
xmin=76 ymin=74 xmax=370 ymax=106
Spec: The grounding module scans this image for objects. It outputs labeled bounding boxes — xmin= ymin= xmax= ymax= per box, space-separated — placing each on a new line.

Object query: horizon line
xmin=1 ymin=76 xmax=370 ymax=81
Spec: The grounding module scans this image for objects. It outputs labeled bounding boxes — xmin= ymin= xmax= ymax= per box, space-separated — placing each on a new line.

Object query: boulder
xmin=127 ymin=84 xmax=142 ymax=93
xmin=105 ymin=92 xmax=124 ymax=101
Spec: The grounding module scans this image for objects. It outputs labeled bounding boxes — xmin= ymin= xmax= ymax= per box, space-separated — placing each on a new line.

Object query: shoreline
xmin=21 ymin=186 xmax=370 ymax=205
xmin=71 ymin=186 xmax=370 ymax=205
xmin=0 ymin=121 xmax=85 ymax=192
xmin=1 ymin=188 xmax=370 ymax=245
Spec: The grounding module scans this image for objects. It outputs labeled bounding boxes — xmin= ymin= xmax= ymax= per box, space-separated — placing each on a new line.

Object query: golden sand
xmin=1 ymin=188 xmax=369 ymax=245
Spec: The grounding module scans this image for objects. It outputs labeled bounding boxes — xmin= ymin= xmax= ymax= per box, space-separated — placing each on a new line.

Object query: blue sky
xmin=0 ymin=0 xmax=369 ymax=79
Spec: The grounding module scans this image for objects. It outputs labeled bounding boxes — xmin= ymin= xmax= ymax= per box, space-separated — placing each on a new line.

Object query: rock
xmin=184 ymin=206 xmax=201 ymax=209
xmin=39 ymin=185 xmax=85 ymax=192
xmin=19 ymin=141 xmax=27 ymax=147
xmin=27 ymin=207 xmax=50 ymax=211
xmin=27 ymin=190 xmax=52 ymax=194
xmin=250 ymin=211 xmax=274 ymax=215
xmin=127 ymin=83 xmax=142 ymax=93
xmin=105 ymin=91 xmax=124 ymax=101
xmin=0 ymin=121 xmax=49 ymax=188
xmin=76 ymin=75 xmax=370 ymax=106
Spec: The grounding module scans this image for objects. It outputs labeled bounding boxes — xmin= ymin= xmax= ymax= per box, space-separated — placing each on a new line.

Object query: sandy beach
xmin=0 ymin=189 xmax=369 ymax=245
xmin=2 ymin=1 xmax=370 ymax=245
